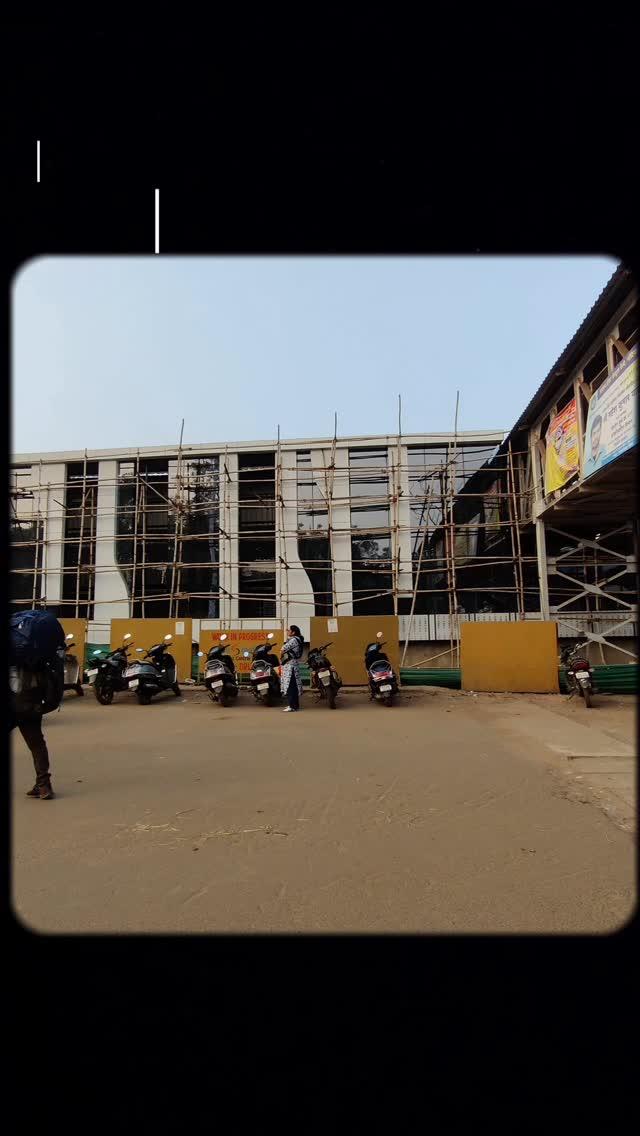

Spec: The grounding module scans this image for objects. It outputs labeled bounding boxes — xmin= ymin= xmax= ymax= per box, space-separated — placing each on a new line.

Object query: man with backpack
xmin=9 ymin=609 xmax=66 ymax=800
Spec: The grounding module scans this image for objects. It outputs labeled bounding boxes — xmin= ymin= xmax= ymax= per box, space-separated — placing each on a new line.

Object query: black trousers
xmin=11 ymin=714 xmax=51 ymax=786
xmin=286 ymin=674 xmax=300 ymax=710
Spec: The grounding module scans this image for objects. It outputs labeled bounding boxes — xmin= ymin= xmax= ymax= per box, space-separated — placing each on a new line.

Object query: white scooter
xmin=63 ymin=633 xmax=84 ymax=696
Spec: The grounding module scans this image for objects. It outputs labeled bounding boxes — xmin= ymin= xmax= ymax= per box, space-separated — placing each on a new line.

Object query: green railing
xmin=401 ymin=664 xmax=637 ymax=694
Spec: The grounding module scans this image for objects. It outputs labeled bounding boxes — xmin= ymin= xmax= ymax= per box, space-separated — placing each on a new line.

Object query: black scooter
xmin=199 ymin=633 xmax=239 ymax=706
xmin=307 ymin=641 xmax=342 ymax=709
xmin=249 ymin=632 xmax=282 ymax=706
xmin=364 ymin=632 xmax=399 ymax=707
xmin=123 ymin=635 xmax=181 ymax=704
xmin=88 ymin=633 xmax=134 ymax=705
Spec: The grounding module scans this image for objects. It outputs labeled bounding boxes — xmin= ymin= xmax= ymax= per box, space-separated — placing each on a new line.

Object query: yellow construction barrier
xmin=461 ymin=621 xmax=560 ymax=693
xmin=309 ymin=615 xmax=400 ymax=686
xmin=59 ymin=619 xmax=87 ymax=672
xmin=110 ymin=618 xmax=193 ymax=682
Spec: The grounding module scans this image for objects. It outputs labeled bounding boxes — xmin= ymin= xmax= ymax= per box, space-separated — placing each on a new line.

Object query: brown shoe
xmin=38 ymin=782 xmax=55 ymax=800
xmin=26 ymin=784 xmax=40 ymax=797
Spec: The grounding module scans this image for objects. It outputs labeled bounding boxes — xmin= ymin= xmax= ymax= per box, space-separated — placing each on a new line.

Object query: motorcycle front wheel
xmin=384 ymin=693 xmax=394 ymax=707
xmin=328 ymin=686 xmax=337 ymax=709
xmin=137 ymin=689 xmax=152 ymax=705
xmin=172 ymin=682 xmax=181 ymax=697
xmin=94 ymin=681 xmax=114 ymax=706
xmin=580 ymin=684 xmax=592 ymax=708
xmin=218 ymin=690 xmax=229 ymax=707
xmin=75 ymin=682 xmax=84 ymax=696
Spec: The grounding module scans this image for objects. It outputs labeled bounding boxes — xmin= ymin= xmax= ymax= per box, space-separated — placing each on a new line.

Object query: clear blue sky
xmin=12 ymin=255 xmax=618 ymax=454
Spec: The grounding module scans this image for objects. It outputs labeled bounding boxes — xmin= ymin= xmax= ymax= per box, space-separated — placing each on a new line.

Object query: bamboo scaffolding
xmin=10 ymin=438 xmax=636 ymax=647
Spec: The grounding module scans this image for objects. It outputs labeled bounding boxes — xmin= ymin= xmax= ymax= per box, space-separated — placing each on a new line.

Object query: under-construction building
xmin=10 ymin=265 xmax=637 ymax=666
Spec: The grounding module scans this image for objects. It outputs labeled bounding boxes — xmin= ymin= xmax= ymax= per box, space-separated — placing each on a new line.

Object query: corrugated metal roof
xmin=504 ymin=261 xmax=635 ymax=441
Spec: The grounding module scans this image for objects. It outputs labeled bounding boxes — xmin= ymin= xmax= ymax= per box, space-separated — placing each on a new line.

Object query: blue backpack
xmin=10 ymin=610 xmax=66 ymax=715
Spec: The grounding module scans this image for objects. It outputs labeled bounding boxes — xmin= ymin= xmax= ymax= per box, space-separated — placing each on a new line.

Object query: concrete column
xmin=94 ymin=460 xmax=130 ymax=621
xmin=38 ymin=463 xmax=66 ymax=606
xmin=276 ymin=449 xmax=314 ymax=638
xmin=535 ymin=518 xmax=550 ymax=620
xmin=330 ymin=448 xmax=353 ymax=615
xmin=391 ymin=444 xmax=413 ymax=607
xmin=219 ymin=452 xmax=238 ymax=623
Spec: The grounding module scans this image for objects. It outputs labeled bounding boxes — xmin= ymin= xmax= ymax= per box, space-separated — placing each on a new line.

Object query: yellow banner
xmin=544 ymin=399 xmax=579 ymax=494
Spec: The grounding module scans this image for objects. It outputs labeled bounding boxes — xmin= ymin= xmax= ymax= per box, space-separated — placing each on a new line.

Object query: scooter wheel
xmin=75 ymin=682 xmax=84 ymax=697
xmin=172 ymin=682 xmax=181 ymax=697
xmin=384 ymin=693 xmax=394 ymax=707
xmin=581 ymin=685 xmax=592 ymax=708
xmin=328 ymin=687 xmax=336 ymax=709
xmin=94 ymin=683 xmax=114 ymax=706
xmin=137 ymin=690 xmax=152 ymax=705
xmin=219 ymin=692 xmax=229 ymax=707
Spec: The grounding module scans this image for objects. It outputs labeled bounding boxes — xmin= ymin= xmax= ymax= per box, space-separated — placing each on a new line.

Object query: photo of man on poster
xmin=584 ymin=413 xmax=608 ymax=475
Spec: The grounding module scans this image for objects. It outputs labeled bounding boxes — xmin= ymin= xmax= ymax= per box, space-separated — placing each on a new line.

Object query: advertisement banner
xmin=582 ymin=344 xmax=637 ymax=480
xmin=544 ymin=398 xmax=580 ymax=494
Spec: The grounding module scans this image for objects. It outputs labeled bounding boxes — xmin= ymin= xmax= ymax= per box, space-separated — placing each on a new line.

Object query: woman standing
xmin=280 ymin=625 xmax=304 ymax=712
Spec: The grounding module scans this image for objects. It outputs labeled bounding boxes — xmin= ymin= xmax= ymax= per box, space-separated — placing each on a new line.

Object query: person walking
xmin=280 ymin=625 xmax=304 ymax=713
xmin=10 ymin=708 xmax=54 ymax=799
xmin=10 ymin=609 xmax=65 ymax=800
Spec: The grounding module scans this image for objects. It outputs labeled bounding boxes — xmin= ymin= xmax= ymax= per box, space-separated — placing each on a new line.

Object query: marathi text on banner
xmin=544 ymin=398 xmax=580 ymax=494
xmin=582 ymin=344 xmax=637 ymax=480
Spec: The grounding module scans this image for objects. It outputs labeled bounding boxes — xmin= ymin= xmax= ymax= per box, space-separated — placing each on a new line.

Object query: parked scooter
xmin=63 ymin=633 xmax=84 ymax=696
xmin=123 ymin=634 xmax=181 ymax=705
xmin=364 ymin=631 xmax=399 ymax=707
xmin=88 ymin=634 xmax=134 ymax=704
xmin=199 ymin=633 xmax=239 ymax=706
xmin=249 ymin=633 xmax=282 ymax=706
xmin=307 ymin=641 xmax=342 ymax=709
xmin=561 ymin=640 xmax=595 ymax=708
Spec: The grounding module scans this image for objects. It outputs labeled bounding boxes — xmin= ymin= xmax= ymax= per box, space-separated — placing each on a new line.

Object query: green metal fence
xmin=401 ymin=664 xmax=637 ymax=694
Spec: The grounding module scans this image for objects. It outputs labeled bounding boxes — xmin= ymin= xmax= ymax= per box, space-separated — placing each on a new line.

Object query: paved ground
xmin=11 ymin=685 xmax=636 ymax=934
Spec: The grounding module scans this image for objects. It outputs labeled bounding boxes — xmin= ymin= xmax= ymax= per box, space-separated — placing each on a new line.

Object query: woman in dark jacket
xmin=280 ymin=625 xmax=304 ymax=712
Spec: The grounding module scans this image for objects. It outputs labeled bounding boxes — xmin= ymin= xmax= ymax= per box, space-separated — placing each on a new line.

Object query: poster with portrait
xmin=544 ymin=399 xmax=580 ymax=494
xmin=582 ymin=344 xmax=637 ymax=480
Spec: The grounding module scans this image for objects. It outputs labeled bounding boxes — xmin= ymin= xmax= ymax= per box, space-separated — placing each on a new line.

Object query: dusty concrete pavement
xmin=11 ymin=686 xmax=635 ymax=934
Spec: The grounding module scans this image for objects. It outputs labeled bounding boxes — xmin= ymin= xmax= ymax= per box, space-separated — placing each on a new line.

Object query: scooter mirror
xmin=243 ymin=650 xmax=250 ymax=658
xmin=164 ymin=634 xmax=172 ymax=642
xmin=197 ymin=651 xmax=204 ymax=657
xmin=123 ymin=633 xmax=132 ymax=641
xmin=220 ymin=633 xmax=228 ymax=642
xmin=376 ymin=632 xmax=383 ymax=639
xmin=93 ymin=650 xmax=102 ymax=657
xmin=267 ymin=633 xmax=274 ymax=640
xmin=136 ymin=648 xmax=145 ymax=653
xmin=66 ymin=633 xmax=74 ymax=641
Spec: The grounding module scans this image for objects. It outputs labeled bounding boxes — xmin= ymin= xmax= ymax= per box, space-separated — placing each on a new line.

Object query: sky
xmin=12 ymin=255 xmax=618 ymax=454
